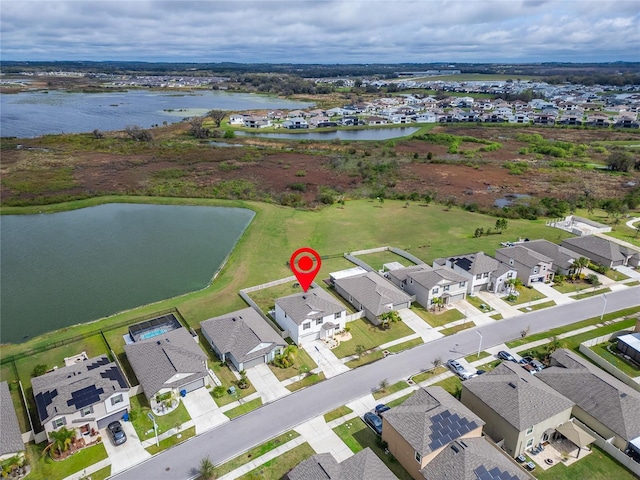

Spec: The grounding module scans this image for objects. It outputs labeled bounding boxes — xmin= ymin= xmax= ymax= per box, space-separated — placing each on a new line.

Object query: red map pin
xmin=290 ymin=247 xmax=322 ymax=292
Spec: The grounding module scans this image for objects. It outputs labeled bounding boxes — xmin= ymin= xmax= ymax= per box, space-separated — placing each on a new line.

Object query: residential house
xmin=333 ymin=271 xmax=413 ymax=325
xmin=282 ymin=117 xmax=309 ymax=129
xmin=307 ymin=115 xmax=331 ymax=127
xmin=389 ymin=113 xmax=412 ymax=124
xmin=382 ymin=387 xmax=484 ymax=479
xmin=414 ymin=112 xmax=437 ymax=123
xmin=228 ymin=114 xmax=247 ymax=125
xmin=200 ymin=307 xmax=286 ymax=371
xmin=439 ymin=251 xmax=500 ymax=295
xmin=364 ymin=115 xmax=388 ymax=125
xmin=284 ymin=447 xmax=398 ymax=480
xmin=243 ymin=116 xmax=272 ymax=129
xmin=0 ymin=381 xmax=24 ymax=462
xmin=615 ymin=115 xmax=640 ymax=129
xmin=125 ymin=327 xmax=208 ymax=402
xmin=508 ymin=112 xmax=531 ymax=124
xmin=31 ymin=355 xmax=130 ymax=441
xmin=533 ymin=114 xmax=556 ymax=125
xmin=274 ymin=288 xmax=347 ymax=345
xmin=586 ymin=113 xmax=611 ymax=127
xmin=517 ymin=239 xmax=579 ymax=276
xmin=562 ymin=236 xmax=640 ymax=268
xmin=537 ymin=349 xmax=640 ymax=452
xmin=326 ymin=107 xmax=346 ymax=117
xmin=387 ymin=265 xmax=467 ymax=308
xmin=461 ymin=361 xmax=574 ymax=457
xmin=494 ymin=245 xmax=554 ymax=285
xmin=491 ymin=263 xmax=518 ymax=294
xmin=287 ymin=110 xmax=307 ymax=118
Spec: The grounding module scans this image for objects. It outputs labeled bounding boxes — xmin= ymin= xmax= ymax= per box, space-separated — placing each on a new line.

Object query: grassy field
xmin=590 ymin=342 xmax=640 ymax=377
xmin=534 ymin=445 xmax=637 ymax=480
xmin=411 ymin=365 xmax=448 ymax=384
xmin=605 ymin=269 xmax=630 ymax=281
xmin=236 ymin=442 xmax=315 ymax=480
xmin=411 ymin=305 xmax=465 ymax=327
xmin=355 ymin=249 xmax=416 ymax=271
xmin=224 ymin=398 xmax=263 ymax=419
xmin=331 ymin=317 xmax=414 ymax=358
xmin=464 ymin=351 xmax=491 ymax=363
xmin=26 ymin=441 xmax=108 ymax=480
xmin=246 ymin=281 xmax=305 ymax=317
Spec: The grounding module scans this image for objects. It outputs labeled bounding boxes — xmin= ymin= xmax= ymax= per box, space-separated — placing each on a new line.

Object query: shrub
xmin=223 ymin=129 xmax=235 ymax=139
xmin=31 ymin=364 xmax=48 ymax=378
xmin=212 ymin=386 xmax=226 ymax=398
xmin=295 ymin=170 xmax=306 ymax=177
xmin=288 ymin=182 xmax=306 ymax=192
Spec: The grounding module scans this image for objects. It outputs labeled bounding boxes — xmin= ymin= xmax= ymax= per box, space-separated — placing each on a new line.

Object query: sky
xmin=2 ymin=0 xmax=639 ymax=64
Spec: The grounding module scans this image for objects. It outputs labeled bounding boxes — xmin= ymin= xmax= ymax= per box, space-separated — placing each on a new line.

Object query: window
xmin=526 ymin=426 xmax=534 ymax=435
xmin=410 ymin=278 xmax=413 ymax=284
xmin=111 ymin=394 xmax=123 ymax=406
xmin=476 ymin=274 xmax=482 ymax=280
xmin=303 ymin=322 xmax=311 ymax=330
xmin=526 ymin=438 xmax=534 ymax=448
xmin=432 ymin=288 xmax=439 ymax=294
xmin=52 ymin=417 xmax=66 ymax=429
xmin=443 ymin=285 xmax=450 ymax=292
xmin=533 ymin=267 xmax=539 ymax=274
xmin=459 ymin=282 xmax=465 ymax=288
xmin=415 ymin=451 xmax=422 ymax=463
xmin=334 ymin=312 xmax=341 ymax=319
xmin=483 ymin=272 xmax=489 ymax=278
xmin=316 ymin=319 xmax=323 ymax=326
xmin=81 ymin=406 xmax=93 ymax=417
xmin=509 ymin=259 xmax=514 ymax=266
xmin=507 ymin=272 xmax=513 ymax=278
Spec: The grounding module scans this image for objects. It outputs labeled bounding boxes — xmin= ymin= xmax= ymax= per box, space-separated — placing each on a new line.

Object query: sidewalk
xmin=530 ymin=282 xmax=574 ymax=306
xmin=294 ymin=416 xmax=354 ymax=462
xmin=303 ymin=340 xmax=350 ymax=378
xmin=62 ymin=459 xmax=111 ymax=480
xmin=397 ymin=308 xmax=445 ymax=342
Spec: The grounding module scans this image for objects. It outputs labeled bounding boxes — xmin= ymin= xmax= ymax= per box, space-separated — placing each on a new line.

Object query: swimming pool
xmin=139 ymin=327 xmax=169 ymax=340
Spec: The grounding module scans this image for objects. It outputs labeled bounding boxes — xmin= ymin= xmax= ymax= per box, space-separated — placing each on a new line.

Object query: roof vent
xmin=460 ymin=440 xmax=468 ymax=448
xmin=166 ymin=339 xmax=170 ymax=343
xmin=156 ymin=341 xmax=162 ymax=345
xmin=451 ymin=444 xmax=460 ymax=453
xmin=508 ymin=382 xmax=517 ymax=389
xmin=621 ymin=393 xmax=628 ymax=398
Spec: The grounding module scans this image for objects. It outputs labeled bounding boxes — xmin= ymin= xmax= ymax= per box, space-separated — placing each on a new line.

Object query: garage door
xmin=449 ymin=293 xmax=466 ymax=302
xmin=243 ymin=356 xmax=265 ymax=370
xmin=181 ymin=377 xmax=205 ymax=394
xmin=97 ymin=408 xmax=128 ymax=429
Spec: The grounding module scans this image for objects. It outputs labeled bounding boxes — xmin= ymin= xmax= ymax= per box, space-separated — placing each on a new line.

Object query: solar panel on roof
xmin=67 ymin=385 xmax=104 ymax=409
xmin=86 ymin=357 xmax=110 ymax=370
xmin=101 ymin=366 xmax=128 ymax=388
xmin=35 ymin=389 xmax=58 ymax=419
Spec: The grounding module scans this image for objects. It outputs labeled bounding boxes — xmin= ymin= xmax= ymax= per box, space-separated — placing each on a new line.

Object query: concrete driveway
xmin=245 ymin=363 xmax=290 ymax=403
xmin=181 ymin=387 xmax=229 ymax=434
xmin=303 ymin=340 xmax=350 ymax=378
xmin=102 ymin=420 xmax=151 ymax=475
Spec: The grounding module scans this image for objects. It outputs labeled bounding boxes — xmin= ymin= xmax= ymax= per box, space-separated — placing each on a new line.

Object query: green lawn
xmin=627 ymin=280 xmax=640 ymax=287
xmin=573 ymin=287 xmax=611 ymax=299
xmin=411 ymin=366 xmax=448 ymax=384
xmin=236 ymin=442 xmax=315 ymax=480
xmin=505 ymin=287 xmax=547 ymax=305
xmin=518 ymin=300 xmax=556 ymax=313
xmin=286 ymin=372 xmax=325 ymax=392
xmin=324 ymin=406 xmax=354 ymax=423
xmin=411 ymin=305 xmax=465 ymax=327
xmin=26 ymin=441 xmax=108 ymax=480
xmin=224 ymin=398 xmax=263 ymax=419
xmin=465 ymin=295 xmax=494 ymax=312
xmin=464 ymin=351 xmax=491 ymax=363
xmin=386 ymin=393 xmax=413 ymax=407
xmin=373 ymin=380 xmax=411 ymax=400
xmin=333 ymin=418 xmax=414 ymax=480
xmin=214 ymin=431 xmax=300 ymax=477
xmin=146 ymin=426 xmax=195 ymax=455
xmin=331 ymin=317 xmax=414 ymax=358
xmin=356 ymin=250 xmax=417 ymax=271
xmin=129 ymin=394 xmax=192 ymax=441
xmin=490 ymin=313 xmax=503 ymax=320
xmin=433 ymin=375 xmax=463 ymax=397
xmin=591 ymin=342 xmax=640 ymax=377
xmin=207 ymin=357 xmax=257 ymax=406
xmin=534 ymin=445 xmax=637 ymax=480
xmin=88 ymin=466 xmax=111 ymax=480
xmin=553 ymin=280 xmax=593 ymax=294
xmin=345 ymin=338 xmax=423 ymax=368
xmin=247 ymin=281 xmax=305 ymax=317
xmin=476 ymin=359 xmax=502 ymax=372
xmin=440 ymin=321 xmax=475 ymax=336
xmin=605 ymin=269 xmax=630 ymax=281
xmin=268 ymin=347 xmax=318 ymax=381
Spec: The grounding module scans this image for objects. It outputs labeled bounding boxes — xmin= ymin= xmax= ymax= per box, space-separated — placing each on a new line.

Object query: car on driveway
xmin=447 ymin=359 xmax=472 ymax=379
xmin=363 ymin=412 xmax=383 ymax=435
xmin=497 ymin=351 xmax=516 ymax=362
xmin=375 ymin=404 xmax=390 ymax=416
xmin=520 ymin=356 xmax=544 ymax=372
xmin=108 ymin=421 xmax=127 ymax=446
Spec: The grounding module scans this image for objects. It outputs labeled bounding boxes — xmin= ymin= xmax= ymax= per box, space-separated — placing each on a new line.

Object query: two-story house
xmin=386 ymin=265 xmax=467 ymax=308
xmin=518 ymin=239 xmax=579 ymax=276
xmin=274 ymin=288 xmax=347 ymax=345
xmin=438 ymin=252 xmax=500 ymax=295
xmin=31 ymin=355 xmax=130 ymax=441
xmin=494 ymin=245 xmax=554 ymax=285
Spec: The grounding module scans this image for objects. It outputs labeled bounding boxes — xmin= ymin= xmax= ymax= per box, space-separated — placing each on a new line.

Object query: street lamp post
xmin=476 ymin=331 xmax=483 ymax=358
xmin=148 ymin=412 xmax=159 ymax=447
xmin=600 ymin=294 xmax=607 ymax=321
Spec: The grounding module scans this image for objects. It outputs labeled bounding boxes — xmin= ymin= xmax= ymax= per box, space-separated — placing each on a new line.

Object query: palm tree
xmin=49 ymin=427 xmax=76 ymax=456
xmin=572 ymin=256 xmax=589 ymax=278
xmin=431 ymin=297 xmax=444 ymax=312
xmin=199 ymin=456 xmax=216 ymax=480
xmin=380 ymin=311 xmax=401 ymax=329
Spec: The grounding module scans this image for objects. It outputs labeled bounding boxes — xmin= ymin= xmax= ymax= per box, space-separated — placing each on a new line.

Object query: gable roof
xmin=421 ymin=437 xmax=533 ymax=480
xmin=285 ymin=448 xmax=398 ymax=480
xmin=408 ymin=267 xmax=468 ymax=290
xmin=383 ymin=387 xmax=484 ymax=456
xmin=448 ymin=252 xmax=500 ymax=275
xmin=276 ymin=288 xmax=346 ymax=326
xmin=334 ymin=272 xmax=413 ymax=316
xmin=387 ymin=265 xmax=432 ymax=284
xmin=462 ymin=362 xmax=574 ymax=431
xmin=561 ymin=236 xmax=629 ymax=263
xmin=519 ymin=240 xmax=577 ymax=271
xmin=0 ymin=381 xmax=24 ymax=456
xmin=31 ymin=356 xmax=128 ymax=424
xmin=495 ymin=246 xmax=553 ymax=268
xmin=537 ymin=349 xmax=640 ymax=442
xmin=200 ymin=307 xmax=286 ymax=364
xmin=125 ymin=328 xmax=207 ymax=399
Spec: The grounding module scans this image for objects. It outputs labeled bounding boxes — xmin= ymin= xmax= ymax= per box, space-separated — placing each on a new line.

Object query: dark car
xmin=363 ymin=412 xmax=383 ymax=435
xmin=521 ymin=355 xmax=544 ymax=372
xmin=107 ymin=421 xmax=127 ymax=446
xmin=497 ymin=351 xmax=516 ymax=362
xmin=375 ymin=404 xmax=390 ymax=416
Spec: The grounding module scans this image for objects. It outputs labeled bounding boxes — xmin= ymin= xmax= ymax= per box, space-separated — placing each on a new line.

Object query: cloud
xmin=1 ymin=0 xmax=638 ymax=62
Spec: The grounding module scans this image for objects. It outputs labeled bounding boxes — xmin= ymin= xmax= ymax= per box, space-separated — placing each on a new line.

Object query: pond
xmin=494 ymin=193 xmax=532 ymax=208
xmin=0 ymin=204 xmax=254 ymax=343
xmin=236 ymin=126 xmax=420 ymax=141
xmin=0 ymin=89 xmax=313 ymax=138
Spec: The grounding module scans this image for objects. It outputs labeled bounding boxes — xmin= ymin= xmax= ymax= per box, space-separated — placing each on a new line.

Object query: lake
xmin=0 ymin=204 xmax=254 ymax=343
xmin=0 ymin=89 xmax=313 ymax=138
xmin=236 ymin=126 xmax=420 ymax=141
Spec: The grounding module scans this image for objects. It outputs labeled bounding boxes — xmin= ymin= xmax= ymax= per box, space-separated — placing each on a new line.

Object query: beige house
xmin=461 ymin=362 xmax=574 ymax=457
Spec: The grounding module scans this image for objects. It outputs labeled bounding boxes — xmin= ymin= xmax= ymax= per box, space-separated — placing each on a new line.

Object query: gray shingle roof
xmin=387 ymin=265 xmax=432 ymax=284
xmin=0 ymin=381 xmax=24 ymax=456
xmin=496 ymin=246 xmax=553 ymax=268
xmin=200 ymin=307 xmax=286 ymax=364
xmin=125 ymin=328 xmax=207 ymax=399
xmin=383 ymin=387 xmax=484 ymax=456
xmin=285 ymin=448 xmax=398 ymax=480
xmin=462 ymin=362 xmax=574 ymax=431
xmin=537 ymin=349 xmax=640 ymax=442
xmin=407 ymin=267 xmax=468 ymax=290
xmin=562 ymin=236 xmax=628 ymax=263
xmin=420 ymin=437 xmax=533 ymax=480
xmin=335 ymin=272 xmax=412 ymax=316
xmin=276 ymin=288 xmax=346 ymax=325
xmin=515 ymin=240 xmax=577 ymax=271
xmin=448 ymin=252 xmax=500 ymax=275
xmin=31 ymin=355 xmax=129 ymax=424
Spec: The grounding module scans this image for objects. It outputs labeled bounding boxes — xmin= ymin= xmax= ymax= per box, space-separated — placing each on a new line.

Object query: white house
xmin=228 ymin=114 xmax=247 ymax=125
xmin=414 ymin=112 xmax=437 ymax=123
xmin=386 ymin=265 xmax=467 ymax=308
xmin=282 ymin=117 xmax=309 ymax=129
xmin=439 ymin=252 xmax=501 ymax=295
xmin=275 ymin=288 xmax=347 ymax=345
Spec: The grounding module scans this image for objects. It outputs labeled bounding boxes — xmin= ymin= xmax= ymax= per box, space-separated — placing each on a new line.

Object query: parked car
xmin=363 ymin=412 xmax=383 ymax=435
xmin=497 ymin=351 xmax=516 ymax=362
xmin=447 ymin=359 xmax=472 ymax=379
xmin=375 ymin=404 xmax=390 ymax=416
xmin=521 ymin=356 xmax=544 ymax=372
xmin=107 ymin=421 xmax=127 ymax=446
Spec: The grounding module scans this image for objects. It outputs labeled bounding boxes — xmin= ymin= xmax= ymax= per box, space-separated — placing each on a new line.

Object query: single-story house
xmin=517 ymin=240 xmax=579 ymax=276
xmin=200 ymin=307 xmax=286 ymax=371
xmin=382 ymin=387 xmax=484 ymax=479
xmin=386 ymin=265 xmax=467 ymax=308
xmin=562 ymin=236 xmax=640 ymax=268
xmin=494 ymin=245 xmax=554 ymax=286
xmin=333 ymin=271 xmax=413 ymax=325
xmin=0 ymin=381 xmax=25 ymax=462
xmin=438 ymin=251 xmax=500 ymax=295
xmin=284 ymin=447 xmax=397 ymax=480
xmin=274 ymin=288 xmax=347 ymax=345
xmin=461 ymin=361 xmax=574 ymax=457
xmin=31 ymin=355 xmax=130 ymax=441
xmin=125 ymin=327 xmax=208 ymax=402
xmin=537 ymin=349 xmax=640 ymax=452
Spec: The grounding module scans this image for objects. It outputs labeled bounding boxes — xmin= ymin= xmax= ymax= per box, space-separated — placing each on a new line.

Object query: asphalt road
xmin=112 ymin=286 xmax=639 ymax=480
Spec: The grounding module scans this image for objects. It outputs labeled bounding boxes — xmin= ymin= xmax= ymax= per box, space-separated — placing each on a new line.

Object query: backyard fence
xmin=348 ymin=246 xmax=389 ymax=256
xmin=344 ymin=254 xmax=375 ymax=271
xmin=389 ymin=246 xmax=426 ymax=265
